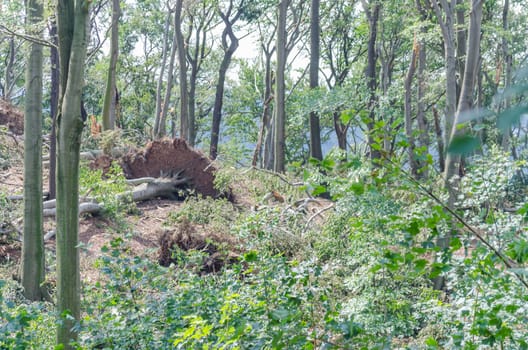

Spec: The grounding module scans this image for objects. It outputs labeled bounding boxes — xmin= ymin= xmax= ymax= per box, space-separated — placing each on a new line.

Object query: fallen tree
xmin=42 ymin=172 xmax=189 ymax=217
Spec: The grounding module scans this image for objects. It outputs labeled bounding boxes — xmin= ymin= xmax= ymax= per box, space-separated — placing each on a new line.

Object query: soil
xmin=120 ymin=138 xmax=223 ymax=198
xmin=0 ymin=99 xmax=24 ymax=135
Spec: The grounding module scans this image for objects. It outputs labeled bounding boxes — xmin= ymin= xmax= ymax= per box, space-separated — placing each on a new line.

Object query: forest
xmin=0 ymin=0 xmax=527 ymax=348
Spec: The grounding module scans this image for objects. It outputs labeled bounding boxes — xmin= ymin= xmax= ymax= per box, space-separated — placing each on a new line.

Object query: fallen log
xmin=42 ymin=174 xmax=189 ymax=218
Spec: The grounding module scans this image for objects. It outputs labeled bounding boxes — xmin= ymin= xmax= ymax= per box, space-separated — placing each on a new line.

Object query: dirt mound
xmin=121 ymin=138 xmax=221 ymax=198
xmin=158 ymin=218 xmax=241 ymax=273
xmin=0 ymin=99 xmax=24 ymax=135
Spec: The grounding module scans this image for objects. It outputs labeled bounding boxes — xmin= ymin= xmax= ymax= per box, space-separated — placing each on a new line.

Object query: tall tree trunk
xmin=153 ymin=8 xmax=173 ymax=138
xmin=3 ymin=37 xmax=15 ymax=101
xmin=416 ymin=0 xmax=429 ymax=177
xmin=404 ymin=37 xmax=418 ymax=178
xmin=49 ymin=19 xmax=59 ymax=200
xmin=444 ymin=0 xmax=483 ymax=183
xmin=430 ymin=0 xmax=457 ymax=167
xmin=253 ymin=25 xmax=276 ymax=168
xmin=362 ymin=0 xmax=381 ymax=162
xmin=157 ymin=13 xmax=178 ymax=139
xmin=22 ymin=0 xmax=47 ymax=301
xmin=455 ymin=0 xmax=466 ymax=102
xmin=437 ymin=0 xmax=483 ymax=291
xmin=210 ymin=1 xmax=241 ymax=160
xmin=55 ymin=0 xmax=90 ymax=347
xmin=102 ymin=0 xmax=120 ymax=131
xmin=175 ymin=0 xmax=189 ymax=140
xmin=501 ymin=0 xmax=512 ymax=151
xmin=309 ymin=0 xmax=322 ymax=161
xmin=274 ymin=0 xmax=288 ymax=172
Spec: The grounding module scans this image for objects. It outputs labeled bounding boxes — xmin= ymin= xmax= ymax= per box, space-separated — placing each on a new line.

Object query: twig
xmin=0 ymin=24 xmax=57 ymax=48
xmin=244 ymin=166 xmax=305 ymax=187
xmin=305 ymin=204 xmax=335 ymax=228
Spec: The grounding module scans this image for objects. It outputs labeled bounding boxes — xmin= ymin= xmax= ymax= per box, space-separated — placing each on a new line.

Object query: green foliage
xmin=0 ymin=280 xmax=55 ymax=349
xmin=165 ymin=195 xmax=238 ymax=235
xmin=80 ymin=237 xmax=350 ymax=349
xmin=79 ymin=162 xmax=135 ymax=220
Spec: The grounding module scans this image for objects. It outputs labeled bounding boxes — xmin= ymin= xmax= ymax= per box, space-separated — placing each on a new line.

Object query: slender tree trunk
xmin=253 ymin=30 xmax=275 ymax=168
xmin=404 ymin=37 xmax=418 ymax=177
xmin=56 ymin=0 xmax=90 ymax=346
xmin=274 ymin=0 xmax=288 ymax=172
xmin=157 ymin=13 xmax=178 ymax=139
xmin=444 ymin=0 xmax=483 ymax=183
xmin=102 ymin=0 xmax=120 ymax=131
xmin=22 ymin=0 xmax=46 ymax=301
xmin=430 ymin=0 xmax=457 ymax=166
xmin=309 ymin=0 xmax=322 ymax=161
xmin=501 ymin=0 xmax=512 ymax=151
xmin=210 ymin=3 xmax=241 ymax=160
xmin=455 ymin=0 xmax=466 ymax=102
xmin=437 ymin=0 xmax=483 ymax=291
xmin=416 ymin=0 xmax=429 ymax=178
xmin=154 ymin=9 xmax=172 ymax=138
xmin=3 ymin=37 xmax=15 ymax=101
xmin=175 ymin=0 xmax=189 ymax=140
xmin=49 ymin=20 xmax=59 ymax=200
xmin=363 ymin=1 xmax=381 ymax=162
xmin=333 ymin=111 xmax=348 ymax=151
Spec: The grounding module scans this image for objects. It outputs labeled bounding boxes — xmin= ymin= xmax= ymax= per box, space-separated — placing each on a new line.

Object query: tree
xmin=155 ymin=5 xmax=178 ymax=139
xmin=101 ymin=0 xmax=121 ymax=131
xmin=274 ymin=0 xmax=288 ymax=172
xmin=210 ymin=0 xmax=244 ymax=160
xmin=21 ymin=0 xmax=47 ymax=301
xmin=309 ymin=0 xmax=322 ymax=161
xmin=55 ymin=0 xmax=90 ymax=346
xmin=175 ymin=0 xmax=189 ymax=140
xmin=186 ymin=1 xmax=215 ymax=146
xmin=362 ymin=0 xmax=381 ymax=162
xmin=153 ymin=5 xmax=174 ymax=139
xmin=429 ymin=0 xmax=457 ymax=172
xmin=444 ymin=0 xmax=483 ymax=183
xmin=48 ymin=19 xmax=59 ymax=200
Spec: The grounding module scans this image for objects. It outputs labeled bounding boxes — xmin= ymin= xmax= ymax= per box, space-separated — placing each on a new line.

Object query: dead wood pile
xmin=158 ymin=218 xmax=241 ymax=273
xmin=0 ymin=99 xmax=24 ymax=135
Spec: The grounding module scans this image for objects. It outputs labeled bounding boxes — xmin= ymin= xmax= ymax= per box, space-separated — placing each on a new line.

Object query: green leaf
xmin=414 ymin=259 xmax=428 ymax=272
xmin=243 ymin=250 xmax=258 ymax=262
xmin=447 ymin=135 xmax=480 ymax=155
xmin=312 ymin=185 xmax=328 ymax=196
xmin=349 ymin=182 xmax=364 ymax=195
xmin=425 ymin=337 xmax=439 ymax=347
xmin=340 ymin=109 xmax=355 ymax=124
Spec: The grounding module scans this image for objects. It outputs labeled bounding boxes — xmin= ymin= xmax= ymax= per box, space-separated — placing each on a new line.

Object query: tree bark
xmin=49 ymin=19 xmax=60 ymax=200
xmin=175 ymin=0 xmax=189 ymax=140
xmin=444 ymin=0 xmax=483 ymax=183
xmin=209 ymin=0 xmax=241 ymax=160
xmin=363 ymin=0 xmax=381 ymax=162
xmin=156 ymin=11 xmax=178 ymax=139
xmin=22 ymin=0 xmax=47 ymax=301
xmin=154 ymin=8 xmax=173 ymax=138
xmin=430 ymin=0 xmax=457 ymax=166
xmin=404 ymin=37 xmax=418 ymax=178
xmin=55 ymin=0 xmax=90 ymax=346
xmin=500 ymin=0 xmax=512 ymax=151
xmin=309 ymin=0 xmax=322 ymax=161
xmin=416 ymin=0 xmax=429 ymax=177
xmin=274 ymin=0 xmax=288 ymax=172
xmin=102 ymin=0 xmax=120 ymax=131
